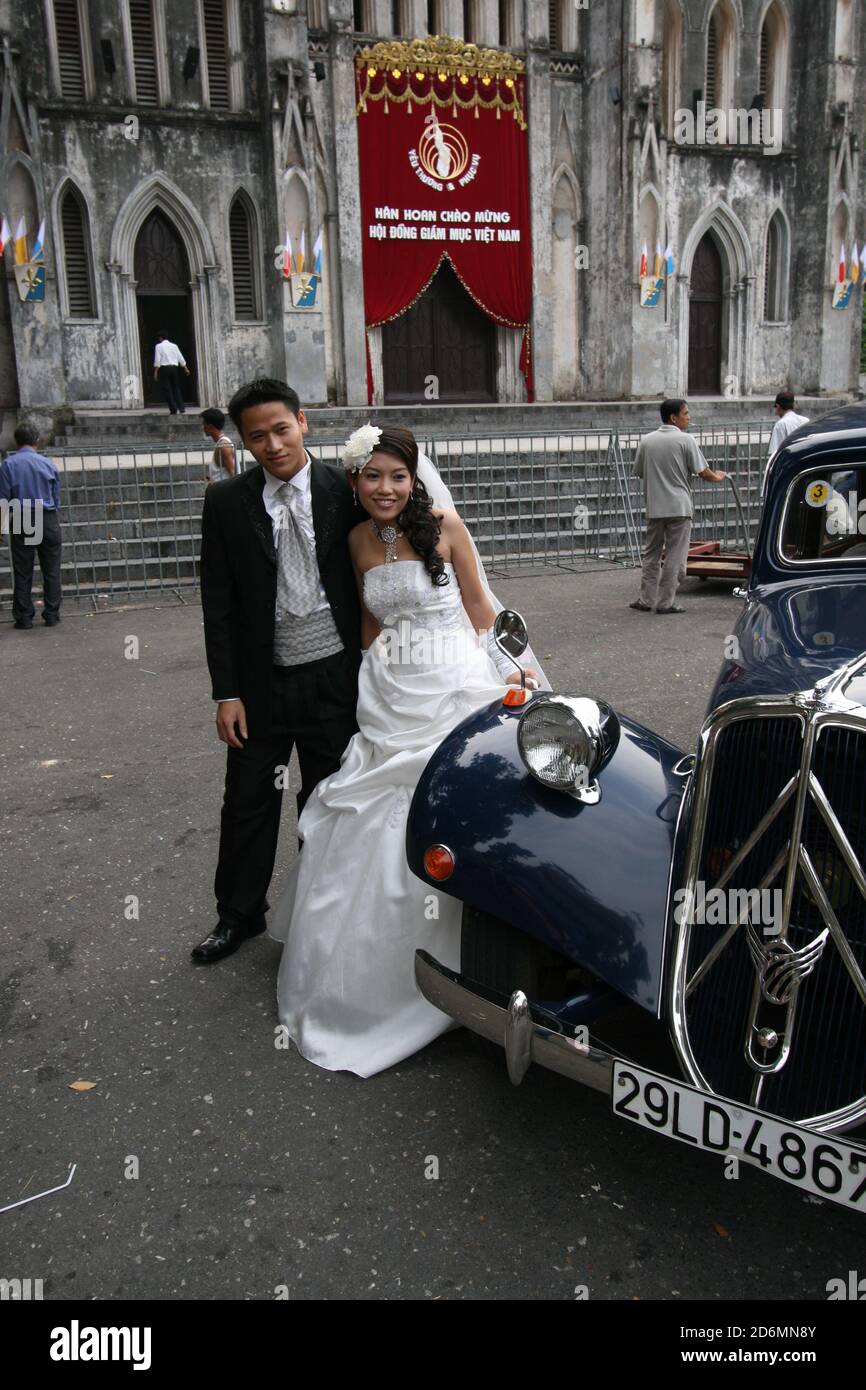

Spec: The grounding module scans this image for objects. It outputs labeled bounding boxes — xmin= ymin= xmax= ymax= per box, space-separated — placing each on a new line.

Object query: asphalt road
xmin=2 ymin=567 xmax=865 ymax=1302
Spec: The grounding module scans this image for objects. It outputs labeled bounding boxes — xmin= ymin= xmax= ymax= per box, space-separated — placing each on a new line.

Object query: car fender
xmin=407 ymin=698 xmax=687 ymax=1015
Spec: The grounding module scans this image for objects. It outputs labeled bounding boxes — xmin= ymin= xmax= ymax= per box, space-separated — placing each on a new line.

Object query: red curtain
xmin=356 ymin=66 xmax=533 ymax=401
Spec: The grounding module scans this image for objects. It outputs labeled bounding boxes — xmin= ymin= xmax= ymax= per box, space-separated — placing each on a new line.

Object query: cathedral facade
xmin=0 ymin=0 xmax=863 ymax=425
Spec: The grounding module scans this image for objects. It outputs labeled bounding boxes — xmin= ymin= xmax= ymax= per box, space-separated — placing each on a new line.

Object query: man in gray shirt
xmin=630 ymin=399 xmax=726 ymax=614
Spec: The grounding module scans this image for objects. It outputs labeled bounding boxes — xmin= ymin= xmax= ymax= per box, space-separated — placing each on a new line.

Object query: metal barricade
xmin=0 ymin=422 xmax=777 ymax=607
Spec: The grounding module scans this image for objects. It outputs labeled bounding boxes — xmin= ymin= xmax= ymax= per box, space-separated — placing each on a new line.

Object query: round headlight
xmin=517 ymin=696 xmax=609 ymax=797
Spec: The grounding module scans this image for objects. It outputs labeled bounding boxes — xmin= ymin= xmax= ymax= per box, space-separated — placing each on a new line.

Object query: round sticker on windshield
xmin=806 ymin=480 xmax=830 ymax=507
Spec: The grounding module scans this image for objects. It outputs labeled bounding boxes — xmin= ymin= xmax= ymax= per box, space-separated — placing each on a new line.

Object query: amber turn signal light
xmin=503 ymin=688 xmax=530 ymax=707
xmin=424 ymin=845 xmax=455 ymax=880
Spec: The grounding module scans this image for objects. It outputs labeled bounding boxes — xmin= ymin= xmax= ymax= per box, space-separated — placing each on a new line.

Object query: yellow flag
xmin=13 ymin=216 xmax=27 ymax=265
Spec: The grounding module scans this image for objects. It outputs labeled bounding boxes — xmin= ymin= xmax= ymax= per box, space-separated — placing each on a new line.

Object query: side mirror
xmin=494 ymin=609 xmax=529 ymax=688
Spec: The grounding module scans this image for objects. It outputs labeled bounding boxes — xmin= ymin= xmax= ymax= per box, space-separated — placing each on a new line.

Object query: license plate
xmin=612 ymin=1061 xmax=866 ymax=1213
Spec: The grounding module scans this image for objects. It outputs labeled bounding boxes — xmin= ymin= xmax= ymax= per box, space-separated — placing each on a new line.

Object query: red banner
xmin=356 ymin=57 xmax=533 ymax=401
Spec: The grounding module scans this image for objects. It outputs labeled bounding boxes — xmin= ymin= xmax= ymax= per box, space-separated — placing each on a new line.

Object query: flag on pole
xmin=839 ymin=242 xmax=847 ymax=284
xmin=852 ymin=243 xmax=861 ymax=285
xmin=297 ymin=228 xmax=305 ymax=278
xmin=31 ymin=219 xmax=45 ymax=262
xmin=639 ymin=243 xmax=647 ymax=278
xmin=663 ymin=243 xmax=675 ymax=276
xmin=0 ymin=216 xmax=10 ymax=254
xmin=13 ymin=216 xmax=27 ymax=265
xmin=283 ymin=229 xmax=293 ymax=279
xmin=654 ymin=240 xmax=662 ymax=278
xmin=312 ymin=228 xmax=323 ymax=276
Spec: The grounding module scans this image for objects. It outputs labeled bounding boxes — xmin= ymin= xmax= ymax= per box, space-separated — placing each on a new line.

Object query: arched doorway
xmin=134 ymin=210 xmax=197 ymax=407
xmin=382 ymin=259 xmax=495 ymax=403
xmin=688 ymin=233 xmax=723 ymax=394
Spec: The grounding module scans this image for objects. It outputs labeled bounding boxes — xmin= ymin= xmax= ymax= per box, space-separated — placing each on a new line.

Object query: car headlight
xmin=517 ymin=695 xmax=618 ymax=802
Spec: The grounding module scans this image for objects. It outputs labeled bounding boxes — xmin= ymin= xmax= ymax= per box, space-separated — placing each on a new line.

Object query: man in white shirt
xmin=763 ymin=392 xmax=810 ymax=496
xmin=153 ymin=331 xmax=191 ymax=414
xmin=768 ymin=392 xmax=809 ymax=463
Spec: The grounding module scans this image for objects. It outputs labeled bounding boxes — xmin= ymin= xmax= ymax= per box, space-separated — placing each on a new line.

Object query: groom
xmin=193 ymin=378 xmax=361 ymax=964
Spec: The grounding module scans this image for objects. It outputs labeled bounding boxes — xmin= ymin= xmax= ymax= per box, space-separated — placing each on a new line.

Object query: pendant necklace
xmin=369 ymin=517 xmax=402 ymax=564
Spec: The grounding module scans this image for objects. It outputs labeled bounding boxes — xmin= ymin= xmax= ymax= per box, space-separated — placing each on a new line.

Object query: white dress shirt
xmin=762 ymin=411 xmax=810 ymax=498
xmin=154 ymin=339 xmax=187 ymax=368
xmin=768 ymin=411 xmax=809 ymax=461
xmin=217 ymin=454 xmax=331 ymax=702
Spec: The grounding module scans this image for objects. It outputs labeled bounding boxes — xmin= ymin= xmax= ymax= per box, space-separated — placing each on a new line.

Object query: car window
xmin=780 ymin=464 xmax=866 ymax=563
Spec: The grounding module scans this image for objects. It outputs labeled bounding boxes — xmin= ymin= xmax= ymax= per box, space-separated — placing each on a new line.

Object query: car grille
xmin=681 ymin=713 xmax=866 ymax=1127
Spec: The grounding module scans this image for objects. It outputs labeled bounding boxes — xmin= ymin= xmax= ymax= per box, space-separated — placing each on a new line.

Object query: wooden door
xmin=688 ymin=234 xmax=723 ymax=395
xmin=382 ymin=259 xmax=495 ymax=403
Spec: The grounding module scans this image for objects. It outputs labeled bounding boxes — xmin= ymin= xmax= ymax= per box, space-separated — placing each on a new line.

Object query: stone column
xmin=526 ymin=46 xmax=552 ymax=401
xmin=675 ymin=276 xmax=690 ymax=396
xmin=330 ymin=0 xmax=370 ymax=403
xmin=475 ymin=0 xmax=499 ymax=47
xmin=440 ymin=0 xmax=463 ymax=37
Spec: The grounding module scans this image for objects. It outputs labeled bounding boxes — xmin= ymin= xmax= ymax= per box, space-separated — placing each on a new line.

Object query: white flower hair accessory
xmin=342 ymin=422 xmax=383 ymax=474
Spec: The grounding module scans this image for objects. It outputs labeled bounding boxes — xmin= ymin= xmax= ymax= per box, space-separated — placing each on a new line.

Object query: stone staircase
xmin=0 ymin=424 xmax=774 ymax=605
xmin=51 ymin=394 xmax=849 ymax=448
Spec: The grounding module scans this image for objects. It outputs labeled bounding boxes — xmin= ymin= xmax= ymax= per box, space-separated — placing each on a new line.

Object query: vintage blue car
xmin=407 ymin=401 xmax=866 ymax=1213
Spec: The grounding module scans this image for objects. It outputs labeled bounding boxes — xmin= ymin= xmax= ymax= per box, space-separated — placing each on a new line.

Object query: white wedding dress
xmin=268 ymin=559 xmax=510 ymax=1077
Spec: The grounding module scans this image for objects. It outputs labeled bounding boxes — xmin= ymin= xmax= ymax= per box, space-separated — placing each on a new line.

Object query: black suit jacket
xmin=200 ymin=459 xmax=362 ymax=737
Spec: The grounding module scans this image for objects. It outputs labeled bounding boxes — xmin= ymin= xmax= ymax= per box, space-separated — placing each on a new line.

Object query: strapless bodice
xmin=362 ymin=560 xmax=464 ymax=630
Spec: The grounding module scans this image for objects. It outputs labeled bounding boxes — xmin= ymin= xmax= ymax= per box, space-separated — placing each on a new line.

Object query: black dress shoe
xmin=43 ymin=616 xmax=60 ymax=626
xmin=14 ymin=620 xmax=34 ymax=629
xmin=190 ymin=918 xmax=266 ymax=964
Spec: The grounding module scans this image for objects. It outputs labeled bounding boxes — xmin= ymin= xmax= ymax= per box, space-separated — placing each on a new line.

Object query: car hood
xmin=708 ymin=578 xmax=866 ymax=711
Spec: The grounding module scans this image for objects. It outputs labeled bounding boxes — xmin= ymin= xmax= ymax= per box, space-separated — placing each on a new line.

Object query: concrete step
xmin=52 ymin=396 xmax=849 ymax=448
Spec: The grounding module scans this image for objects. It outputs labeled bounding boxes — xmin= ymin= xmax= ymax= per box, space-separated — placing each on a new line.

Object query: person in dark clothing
xmin=0 ymin=422 xmax=62 ymax=629
xmin=193 ymin=378 xmax=361 ymax=965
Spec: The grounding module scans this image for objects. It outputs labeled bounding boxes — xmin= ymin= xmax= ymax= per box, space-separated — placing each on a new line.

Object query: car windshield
xmin=780 ymin=463 xmax=866 ymax=563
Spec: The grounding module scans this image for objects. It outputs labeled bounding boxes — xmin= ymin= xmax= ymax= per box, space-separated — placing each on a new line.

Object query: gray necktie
xmin=275 ymin=482 xmax=321 ymax=619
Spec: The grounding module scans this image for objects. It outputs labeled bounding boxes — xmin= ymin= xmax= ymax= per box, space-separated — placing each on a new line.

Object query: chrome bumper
xmin=415 ymin=949 xmax=614 ymax=1091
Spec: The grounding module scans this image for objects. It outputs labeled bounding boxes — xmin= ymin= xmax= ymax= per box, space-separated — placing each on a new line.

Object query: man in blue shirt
xmin=0 ymin=422 xmax=62 ymax=628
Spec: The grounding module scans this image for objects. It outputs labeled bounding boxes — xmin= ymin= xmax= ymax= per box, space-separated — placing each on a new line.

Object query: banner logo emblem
xmin=417 ymin=114 xmax=470 ymax=182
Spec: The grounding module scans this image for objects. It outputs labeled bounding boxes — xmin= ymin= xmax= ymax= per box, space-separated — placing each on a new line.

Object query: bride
xmin=268 ymin=423 xmax=538 ymax=1077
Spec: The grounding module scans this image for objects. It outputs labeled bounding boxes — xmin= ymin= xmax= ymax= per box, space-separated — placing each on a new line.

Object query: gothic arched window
xmin=51 ymin=0 xmax=86 ymax=99
xmin=763 ymin=211 xmax=789 ymax=323
xmin=661 ymin=1 xmax=682 ymax=137
xmin=229 ymin=192 xmax=262 ymax=321
xmin=60 ymin=184 xmax=96 ymax=318
xmin=706 ymin=0 xmax=736 ymax=111
xmin=758 ymin=2 xmax=789 ymax=117
xmin=201 ymin=0 xmax=229 ymax=108
xmin=128 ymin=0 xmax=159 ymax=105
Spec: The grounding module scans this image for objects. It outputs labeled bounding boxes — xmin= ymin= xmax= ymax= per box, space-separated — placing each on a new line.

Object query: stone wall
xmin=0 ymin=0 xmax=863 ymax=416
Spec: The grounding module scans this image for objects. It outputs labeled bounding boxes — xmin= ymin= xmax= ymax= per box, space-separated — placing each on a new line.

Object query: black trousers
xmin=213 ymin=647 xmax=359 ymax=931
xmin=10 ymin=508 xmax=62 ymax=623
xmin=159 ymin=365 xmax=186 ymax=413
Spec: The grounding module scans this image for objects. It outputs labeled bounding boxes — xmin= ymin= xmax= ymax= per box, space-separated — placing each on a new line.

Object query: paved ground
xmin=2 ymin=567 xmax=865 ymax=1302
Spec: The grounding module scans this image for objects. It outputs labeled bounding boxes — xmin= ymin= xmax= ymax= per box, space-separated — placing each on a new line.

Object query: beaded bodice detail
xmin=363 ymin=560 xmax=463 ymax=630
